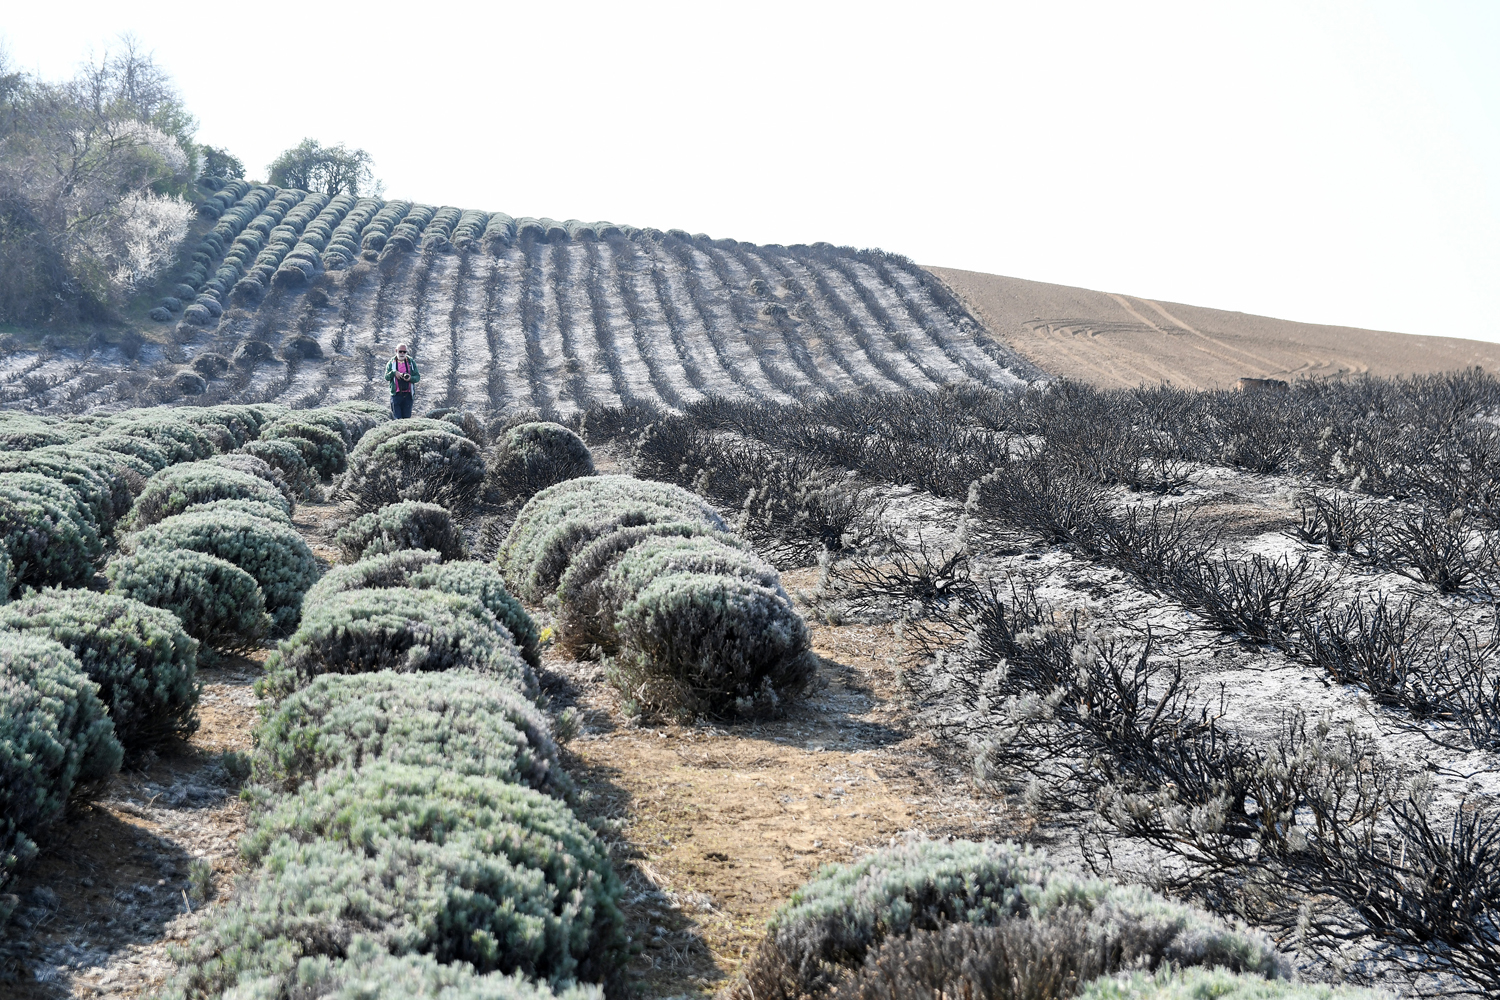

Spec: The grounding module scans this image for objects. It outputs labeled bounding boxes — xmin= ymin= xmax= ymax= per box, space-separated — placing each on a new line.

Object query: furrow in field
xmin=857 ymin=257 xmax=1015 ymax=386
xmin=747 ymin=246 xmax=899 ymax=392
xmin=648 ymin=239 xmax=767 ymax=400
xmin=549 ymin=240 xmax=615 ymax=412
xmin=714 ymin=244 xmax=834 ymax=395
xmin=829 ymin=254 xmax=968 ymax=386
xmin=481 ymin=248 xmax=527 ymax=413
xmin=608 ymin=239 xmax=704 ymax=405
xmin=765 ymin=249 xmax=922 ymax=392
xmin=801 ymin=252 xmax=949 ymax=389
xmin=694 ymin=242 xmax=806 ymax=399
xmin=588 ymin=241 xmax=682 ymax=408
xmin=409 ymin=251 xmax=461 ymax=411
xmin=448 ymin=250 xmax=494 ymax=411
xmin=518 ymin=236 xmax=564 ymax=418
xmin=323 ymin=263 xmax=383 ymax=404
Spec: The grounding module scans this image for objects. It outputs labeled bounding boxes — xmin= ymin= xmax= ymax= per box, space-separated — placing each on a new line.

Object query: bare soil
xmin=928 ymin=266 xmax=1500 ymax=390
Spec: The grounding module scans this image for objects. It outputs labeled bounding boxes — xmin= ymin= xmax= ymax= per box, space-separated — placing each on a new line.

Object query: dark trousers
xmin=391 ymin=392 xmax=413 ymax=419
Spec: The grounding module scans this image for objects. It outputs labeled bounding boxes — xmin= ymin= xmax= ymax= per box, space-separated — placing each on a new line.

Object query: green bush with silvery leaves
xmin=1 ymin=633 xmax=121 ymax=914
xmin=0 ymin=590 xmax=199 ymax=750
xmin=206 ymin=453 xmax=296 ymax=509
xmin=257 ymin=588 xmax=529 ymax=700
xmin=335 ymin=501 xmax=467 ymax=563
xmin=261 ymin=417 xmax=348 ymax=479
xmin=125 ymin=510 xmax=321 ymax=632
xmin=0 ymin=448 xmax=132 ymax=533
xmin=737 ymin=839 xmax=1287 ymax=1000
xmin=484 ymin=421 xmax=594 ymax=508
xmin=1077 ymin=968 xmax=1390 ymax=1000
xmin=167 ymin=766 xmax=625 ymax=999
xmin=499 ymin=475 xmax=725 ymax=604
xmin=305 ymin=553 xmax=539 ymax=669
xmin=217 ymin=939 xmax=603 ymax=1000
xmin=107 ymin=548 xmax=271 ymax=654
xmin=238 ymin=438 xmax=323 ymax=501
xmin=0 ymin=471 xmax=104 ymax=594
xmin=125 ymin=461 xmax=291 ymax=531
xmin=250 ymin=670 xmax=568 ymax=798
xmin=301 ymin=549 xmax=444 ymax=608
xmin=341 ymin=427 xmax=486 ymax=513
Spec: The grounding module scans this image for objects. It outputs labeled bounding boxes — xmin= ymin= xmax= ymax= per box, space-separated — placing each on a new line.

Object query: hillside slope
xmin=930 ymin=266 xmax=1500 ymax=389
xmin=0 ymin=186 xmax=1039 ymax=415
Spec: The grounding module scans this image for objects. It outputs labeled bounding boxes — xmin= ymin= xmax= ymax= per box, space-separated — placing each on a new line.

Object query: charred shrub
xmin=1171 ymin=554 xmax=1334 ymax=650
xmin=965 ymin=461 xmax=1113 ymax=552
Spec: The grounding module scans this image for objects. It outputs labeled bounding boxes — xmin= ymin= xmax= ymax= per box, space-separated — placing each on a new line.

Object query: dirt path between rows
xmin=1 ymin=504 xmax=1014 ymax=999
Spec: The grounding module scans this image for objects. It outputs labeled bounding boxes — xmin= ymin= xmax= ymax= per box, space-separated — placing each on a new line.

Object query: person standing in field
xmin=386 ymin=343 xmax=419 ymax=418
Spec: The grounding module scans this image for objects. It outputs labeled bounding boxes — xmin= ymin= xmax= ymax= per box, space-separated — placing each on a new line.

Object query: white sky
xmin=5 ymin=1 xmax=1497 ymax=341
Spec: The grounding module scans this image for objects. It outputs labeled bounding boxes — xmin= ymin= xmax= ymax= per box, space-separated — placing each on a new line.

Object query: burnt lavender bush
xmin=106 ymin=548 xmax=271 ymax=655
xmin=0 ymin=590 xmax=198 ymax=749
xmin=336 ymin=501 xmax=467 ymax=563
xmin=251 ymin=669 xmax=569 ymax=797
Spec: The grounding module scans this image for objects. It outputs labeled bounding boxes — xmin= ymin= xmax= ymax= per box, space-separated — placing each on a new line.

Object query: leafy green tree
xmin=198 ymin=144 xmax=244 ymax=179
xmin=267 ymin=139 xmax=376 ymax=196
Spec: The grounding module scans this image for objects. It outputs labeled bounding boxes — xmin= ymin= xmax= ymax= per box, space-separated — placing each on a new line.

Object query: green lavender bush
xmin=336 ymin=502 xmax=467 ymax=562
xmin=257 ymin=588 xmax=529 ymax=700
xmin=251 ymin=670 xmax=568 ymax=797
xmin=0 ymin=472 xmax=104 ymax=593
xmin=484 ymin=422 xmax=594 ymax=507
xmin=125 ymin=510 xmax=321 ymax=631
xmin=1076 ymin=968 xmax=1389 ymax=1000
xmin=736 ymin=839 xmax=1286 ymax=1000
xmin=0 ymin=633 xmax=121 ymax=909
xmin=238 ymin=438 xmax=323 ymax=501
xmin=341 ymin=427 xmax=486 ymax=513
xmin=125 ymin=462 xmax=291 ymax=531
xmin=168 ymin=768 xmax=625 ymax=998
xmin=407 ymin=561 xmax=540 ymax=669
xmin=0 ymin=590 xmax=199 ymax=749
xmin=106 ymin=548 xmax=271 ymax=654
xmin=302 ymin=549 xmax=445 ymax=609
xmin=221 ymin=940 xmax=603 ymax=1000
xmin=499 ymin=475 xmax=725 ymax=603
xmin=261 ymin=417 xmax=348 ymax=479
xmin=207 ymin=453 xmax=296 ymax=509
